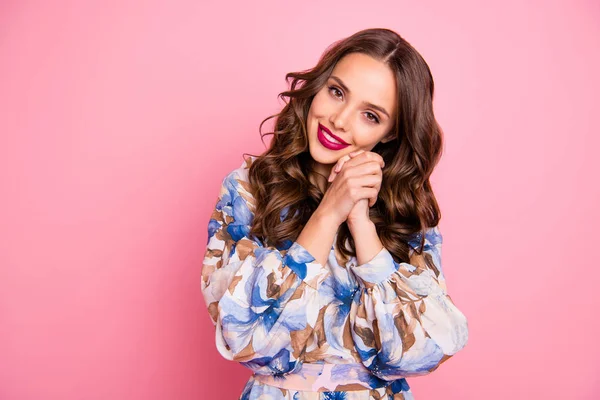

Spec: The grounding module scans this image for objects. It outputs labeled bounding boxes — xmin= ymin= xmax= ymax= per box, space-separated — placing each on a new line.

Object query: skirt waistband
xmin=252 ymin=362 xmax=388 ymax=392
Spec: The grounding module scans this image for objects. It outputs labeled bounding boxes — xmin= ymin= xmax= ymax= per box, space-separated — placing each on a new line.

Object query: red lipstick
xmin=317 ymin=123 xmax=350 ymax=150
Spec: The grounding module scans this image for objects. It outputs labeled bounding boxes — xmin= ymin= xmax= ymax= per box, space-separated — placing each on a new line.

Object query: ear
xmin=381 ymin=133 xmax=396 ymax=143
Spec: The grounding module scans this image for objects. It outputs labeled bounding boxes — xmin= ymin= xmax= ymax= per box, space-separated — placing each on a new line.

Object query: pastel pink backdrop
xmin=1 ymin=1 xmax=599 ymax=399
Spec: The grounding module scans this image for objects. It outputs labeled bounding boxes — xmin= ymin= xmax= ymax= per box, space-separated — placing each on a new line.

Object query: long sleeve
xmin=347 ymin=226 xmax=469 ymax=381
xmin=201 ymin=166 xmax=329 ymax=377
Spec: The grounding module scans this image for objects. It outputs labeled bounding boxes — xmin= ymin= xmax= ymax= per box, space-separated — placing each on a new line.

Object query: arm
xmin=347 ymin=223 xmax=469 ymax=381
xmin=201 ymin=167 xmax=337 ymax=376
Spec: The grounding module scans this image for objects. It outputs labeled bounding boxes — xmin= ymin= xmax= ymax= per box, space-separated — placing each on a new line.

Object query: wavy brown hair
xmin=243 ymin=28 xmax=443 ymax=264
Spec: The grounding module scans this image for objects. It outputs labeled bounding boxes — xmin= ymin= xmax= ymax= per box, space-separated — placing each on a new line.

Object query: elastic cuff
xmin=284 ymin=241 xmax=329 ymax=289
xmin=349 ymin=247 xmax=398 ymax=288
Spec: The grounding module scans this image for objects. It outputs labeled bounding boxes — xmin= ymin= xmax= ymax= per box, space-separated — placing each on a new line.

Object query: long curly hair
xmin=244 ymin=28 xmax=443 ymax=264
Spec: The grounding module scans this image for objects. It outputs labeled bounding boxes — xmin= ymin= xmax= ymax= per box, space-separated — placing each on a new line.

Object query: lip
xmin=317 ymin=123 xmax=350 ymax=150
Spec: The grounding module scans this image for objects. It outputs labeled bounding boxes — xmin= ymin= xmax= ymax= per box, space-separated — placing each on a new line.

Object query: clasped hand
xmin=318 ymin=149 xmax=384 ymax=226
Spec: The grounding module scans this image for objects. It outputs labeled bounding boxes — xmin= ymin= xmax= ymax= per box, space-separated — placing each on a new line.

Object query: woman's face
xmin=306 ymin=52 xmax=397 ymax=177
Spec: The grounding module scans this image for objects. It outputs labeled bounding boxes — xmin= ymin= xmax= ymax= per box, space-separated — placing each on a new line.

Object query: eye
xmin=366 ymin=112 xmax=380 ymax=124
xmin=328 ymin=85 xmax=343 ymax=99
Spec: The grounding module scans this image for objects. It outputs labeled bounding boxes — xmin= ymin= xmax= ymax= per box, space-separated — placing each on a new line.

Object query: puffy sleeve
xmin=201 ymin=166 xmax=329 ymax=376
xmin=348 ymin=226 xmax=469 ymax=381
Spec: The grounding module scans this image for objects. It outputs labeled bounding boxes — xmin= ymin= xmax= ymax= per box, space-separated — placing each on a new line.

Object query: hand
xmin=324 ymin=149 xmax=385 ymax=225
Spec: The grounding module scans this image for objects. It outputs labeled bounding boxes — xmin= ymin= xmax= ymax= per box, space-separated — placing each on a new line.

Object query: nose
xmin=329 ymin=104 xmax=351 ymax=132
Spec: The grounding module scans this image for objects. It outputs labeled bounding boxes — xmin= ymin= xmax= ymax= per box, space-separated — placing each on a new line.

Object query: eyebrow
xmin=329 ymin=75 xmax=391 ymax=119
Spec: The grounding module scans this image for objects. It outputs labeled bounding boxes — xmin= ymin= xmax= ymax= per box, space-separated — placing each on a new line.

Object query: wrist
xmin=348 ymin=219 xmax=383 ymax=266
xmin=347 ymin=217 xmax=375 ymax=232
xmin=313 ymin=206 xmax=343 ymax=229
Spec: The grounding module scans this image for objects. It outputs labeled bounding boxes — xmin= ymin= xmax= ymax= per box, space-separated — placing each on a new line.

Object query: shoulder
xmin=406 ymin=225 xmax=444 ymax=277
xmin=407 ymin=225 xmax=443 ymax=252
xmin=219 ymin=155 xmax=258 ymax=211
xmin=222 ymin=155 xmax=256 ymax=187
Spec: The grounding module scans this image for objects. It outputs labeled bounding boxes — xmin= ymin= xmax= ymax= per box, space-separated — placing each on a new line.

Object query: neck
xmin=308 ymin=158 xmax=334 ymax=193
xmin=309 ymin=170 xmax=331 ymax=193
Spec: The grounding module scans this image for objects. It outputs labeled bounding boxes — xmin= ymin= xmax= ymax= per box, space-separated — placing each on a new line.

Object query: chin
xmin=308 ymin=135 xmax=341 ymax=166
xmin=308 ymin=147 xmax=336 ymax=166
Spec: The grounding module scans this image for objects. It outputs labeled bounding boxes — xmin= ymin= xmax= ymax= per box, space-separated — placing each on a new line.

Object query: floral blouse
xmin=201 ymin=156 xmax=469 ymax=399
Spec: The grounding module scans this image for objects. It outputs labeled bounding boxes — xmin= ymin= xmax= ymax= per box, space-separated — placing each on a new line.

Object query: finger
xmin=353 ymin=188 xmax=379 ymax=204
xmin=344 ymin=151 xmax=385 ymax=170
xmin=351 ymin=170 xmax=382 ymax=207
xmin=369 ymin=196 xmax=376 ymax=207
xmin=328 ymin=160 xmax=344 ymax=182
xmin=367 ymin=186 xmax=380 ymax=207
xmin=348 ymin=149 xmax=365 ymax=158
xmin=342 ymin=160 xmax=385 ymax=180
xmin=328 ymin=154 xmax=351 ymax=182
xmin=371 ymin=185 xmax=381 ymax=207
xmin=328 ymin=161 xmax=342 ymax=182
xmin=348 ymin=174 xmax=382 ymax=192
xmin=335 ymin=154 xmax=353 ymax=173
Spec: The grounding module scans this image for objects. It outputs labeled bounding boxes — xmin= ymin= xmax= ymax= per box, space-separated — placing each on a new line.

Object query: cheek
xmin=353 ymin=129 xmax=387 ymax=149
xmin=310 ymin=91 xmax=331 ymax=115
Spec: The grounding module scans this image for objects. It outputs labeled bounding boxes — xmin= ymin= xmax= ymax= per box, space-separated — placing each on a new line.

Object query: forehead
xmin=330 ymin=52 xmax=397 ymax=114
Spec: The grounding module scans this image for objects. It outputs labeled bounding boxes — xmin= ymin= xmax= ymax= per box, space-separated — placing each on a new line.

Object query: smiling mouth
xmin=317 ymin=123 xmax=350 ymax=150
xmin=318 ymin=123 xmax=348 ymax=145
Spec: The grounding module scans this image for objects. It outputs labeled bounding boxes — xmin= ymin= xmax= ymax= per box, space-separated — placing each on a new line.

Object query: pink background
xmin=1 ymin=1 xmax=599 ymax=399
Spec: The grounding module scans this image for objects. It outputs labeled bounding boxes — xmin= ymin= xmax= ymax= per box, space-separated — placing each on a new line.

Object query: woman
xmin=201 ymin=28 xmax=469 ymax=399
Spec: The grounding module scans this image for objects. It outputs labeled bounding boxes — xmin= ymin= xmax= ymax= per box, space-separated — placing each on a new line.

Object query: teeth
xmin=323 ymin=130 xmax=342 ymax=144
